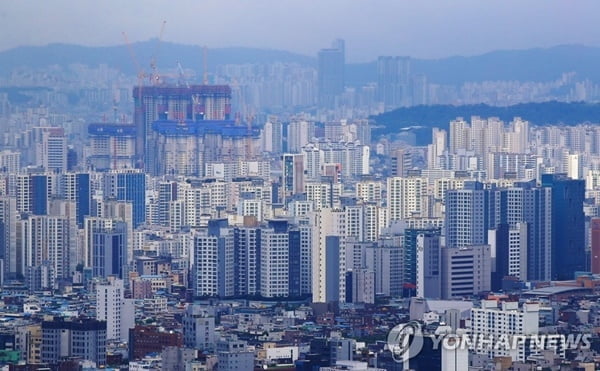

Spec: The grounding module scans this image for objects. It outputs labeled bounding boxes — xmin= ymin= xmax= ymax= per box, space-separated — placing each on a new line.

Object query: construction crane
xmin=177 ymin=61 xmax=190 ymax=88
xmin=122 ymin=31 xmax=147 ymax=169
xmin=150 ymin=20 xmax=167 ymax=85
xmin=122 ymin=31 xmax=146 ymax=85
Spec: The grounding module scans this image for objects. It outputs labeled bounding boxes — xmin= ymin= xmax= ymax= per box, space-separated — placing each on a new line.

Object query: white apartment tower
xmin=260 ymin=229 xmax=289 ymax=297
xmin=192 ymin=235 xmax=219 ymax=297
xmin=19 ymin=215 xmax=72 ymax=283
xmin=471 ymin=300 xmax=540 ymax=362
xmin=36 ymin=127 xmax=67 ymax=173
xmin=387 ymin=176 xmax=428 ymax=222
xmin=96 ymin=278 xmax=135 ymax=342
xmin=261 ymin=120 xmax=283 ymax=154
xmin=355 ymin=181 xmax=383 ymax=205
xmin=288 ymin=120 xmax=314 ymax=153
xmin=0 ymin=150 xmax=20 ymax=175
xmin=449 ymin=118 xmax=469 ymax=153
xmin=310 ymin=208 xmax=346 ymax=303
xmin=183 ymin=304 xmax=216 ymax=351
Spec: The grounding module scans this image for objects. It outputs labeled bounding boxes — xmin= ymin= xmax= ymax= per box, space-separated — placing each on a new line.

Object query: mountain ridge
xmin=1 ymin=42 xmax=600 ymax=85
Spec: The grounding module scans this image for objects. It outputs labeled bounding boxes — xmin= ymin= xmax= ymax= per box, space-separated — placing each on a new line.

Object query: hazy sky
xmin=2 ymin=0 xmax=599 ymax=62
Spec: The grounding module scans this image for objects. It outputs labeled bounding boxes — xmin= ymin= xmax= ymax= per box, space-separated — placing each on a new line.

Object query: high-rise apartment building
xmin=318 ymin=40 xmax=345 ymax=108
xmin=282 ymin=153 xmax=304 ymax=203
xmin=192 ymin=221 xmax=234 ymax=298
xmin=449 ymin=118 xmax=470 ymax=154
xmin=183 ymin=304 xmax=215 ymax=351
xmin=90 ymin=221 xmax=128 ymax=279
xmin=103 ymin=170 xmax=146 ymax=228
xmin=59 ymin=172 xmax=91 ymax=228
xmin=0 ymin=196 xmax=16 ymax=282
xmin=471 ymin=301 xmax=540 ymax=362
xmin=96 ymin=278 xmax=135 ymax=343
xmin=41 ymin=317 xmax=107 ymax=367
xmin=406 ymin=228 xmax=441 ymax=293
xmin=416 ymin=231 xmax=442 ymax=298
xmin=261 ymin=119 xmax=283 ymax=154
xmin=390 ymin=148 xmax=412 ymax=177
xmin=364 ymin=237 xmax=403 ymax=297
xmin=88 ymin=123 xmax=137 ymax=171
xmin=35 ymin=127 xmax=67 ymax=172
xmin=287 ymin=120 xmax=315 ymax=153
xmin=488 ymin=222 xmax=528 ymax=289
xmin=0 ymin=150 xmax=20 ymax=174
xmin=260 ymin=227 xmax=290 ymax=298
xmin=310 ymin=208 xmax=347 ymax=303
xmin=377 ymin=56 xmax=411 ymax=108
xmin=498 ymin=183 xmax=552 ymax=281
xmin=444 ymin=181 xmax=489 ymax=248
xmin=19 ymin=215 xmax=72 ymax=283
xmin=387 ymin=176 xmax=428 ymax=222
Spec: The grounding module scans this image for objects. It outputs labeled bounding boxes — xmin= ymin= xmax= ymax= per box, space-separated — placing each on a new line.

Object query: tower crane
xmin=149 ymin=20 xmax=167 ymax=85
xmin=122 ymin=31 xmax=146 ymax=86
xmin=122 ymin=31 xmax=147 ymax=168
xmin=177 ymin=61 xmax=190 ymax=88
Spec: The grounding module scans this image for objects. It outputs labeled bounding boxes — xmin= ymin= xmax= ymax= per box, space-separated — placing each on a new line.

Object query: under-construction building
xmin=133 ymin=85 xmax=232 ymax=171
xmin=88 ymin=124 xmax=137 ymax=171
xmin=149 ymin=119 xmax=260 ymax=177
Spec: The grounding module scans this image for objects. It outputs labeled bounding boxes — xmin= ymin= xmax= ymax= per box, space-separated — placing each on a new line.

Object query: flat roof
xmin=522 ymin=286 xmax=592 ymax=296
xmin=89 ymin=124 xmax=136 ymax=136
xmin=152 ymin=120 xmax=259 ymax=137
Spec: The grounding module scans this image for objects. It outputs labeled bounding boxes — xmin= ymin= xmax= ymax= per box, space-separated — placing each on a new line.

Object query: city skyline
xmin=2 ymin=3 xmax=600 ymax=370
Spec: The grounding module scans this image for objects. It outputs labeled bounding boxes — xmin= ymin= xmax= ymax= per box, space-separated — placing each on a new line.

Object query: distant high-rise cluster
xmin=377 ymin=56 xmax=411 ymax=109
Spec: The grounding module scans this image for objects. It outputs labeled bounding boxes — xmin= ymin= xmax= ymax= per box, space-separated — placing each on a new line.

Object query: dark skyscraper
xmin=60 ymin=172 xmax=91 ymax=228
xmin=74 ymin=173 xmax=91 ymax=228
xmin=104 ymin=170 xmax=146 ymax=228
xmin=30 ymin=174 xmax=49 ymax=216
xmin=542 ymin=174 xmax=585 ymax=280
xmin=91 ymin=221 xmax=128 ymax=279
xmin=318 ymin=39 xmax=345 ymax=108
xmin=377 ymin=56 xmax=411 ymax=108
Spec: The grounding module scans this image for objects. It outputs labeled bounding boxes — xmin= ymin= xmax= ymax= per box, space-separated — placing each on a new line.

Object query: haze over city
xmin=2 ymin=2 xmax=600 ymax=371
xmin=2 ymin=0 xmax=600 ymax=61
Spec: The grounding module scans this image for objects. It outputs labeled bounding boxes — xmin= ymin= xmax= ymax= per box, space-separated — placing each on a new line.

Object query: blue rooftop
xmin=88 ymin=124 xmax=136 ymax=136
xmin=152 ymin=119 xmax=259 ymax=137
